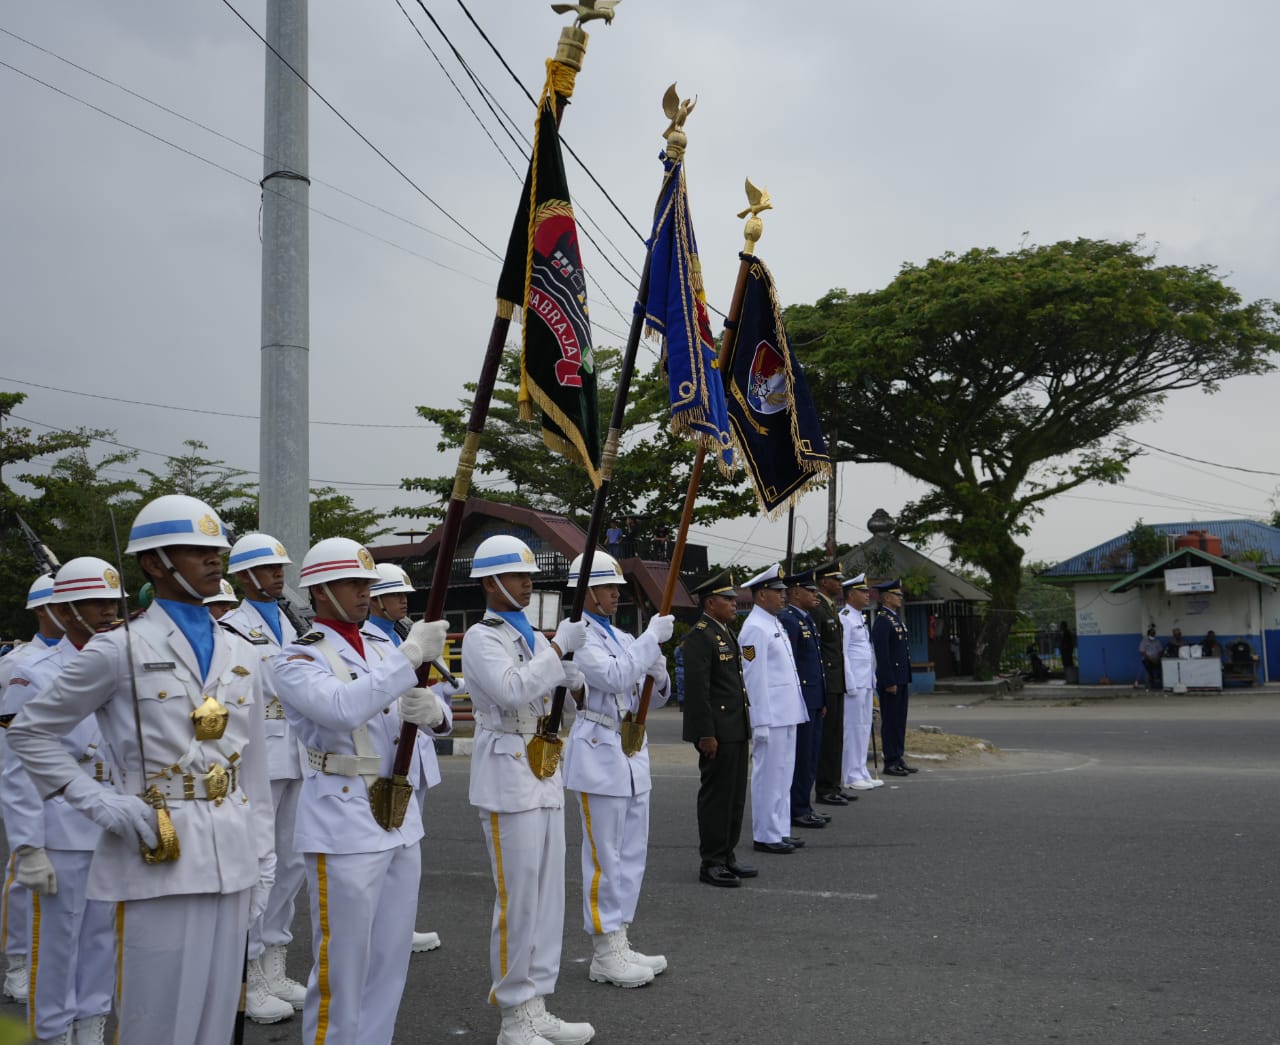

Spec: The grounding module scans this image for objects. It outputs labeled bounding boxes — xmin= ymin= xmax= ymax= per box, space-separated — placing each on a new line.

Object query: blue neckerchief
xmin=494 ymin=610 xmax=538 ymax=652
xmin=37 ymin=633 xmax=61 ymax=647
xmin=585 ymin=611 xmax=617 ymax=643
xmin=156 ymin=598 xmax=214 ymax=682
xmin=247 ymin=598 xmax=283 ymax=645
xmin=367 ymin=615 xmax=400 ymax=645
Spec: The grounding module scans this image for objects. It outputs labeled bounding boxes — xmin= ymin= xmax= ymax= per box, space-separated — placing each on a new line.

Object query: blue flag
xmin=725 ymin=254 xmax=830 ymax=517
xmin=640 ymin=153 xmax=735 ymax=474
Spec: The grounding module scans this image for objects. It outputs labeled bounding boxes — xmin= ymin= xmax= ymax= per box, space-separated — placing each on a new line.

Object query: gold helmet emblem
xmin=274 ymin=543 xmax=287 ymax=557
xmin=103 ymin=567 xmax=121 ymax=590
xmin=521 ymin=548 xmax=535 ymax=564
xmin=198 ymin=514 xmax=220 ymax=537
xmin=357 ymin=548 xmax=375 ymax=570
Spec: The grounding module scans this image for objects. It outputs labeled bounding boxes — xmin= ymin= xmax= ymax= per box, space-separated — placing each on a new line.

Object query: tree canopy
xmin=784 ymin=238 xmax=1280 ymax=675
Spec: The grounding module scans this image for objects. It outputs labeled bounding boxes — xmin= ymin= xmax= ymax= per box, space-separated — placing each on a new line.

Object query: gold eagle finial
xmin=550 ymin=0 xmax=621 ymax=27
xmin=662 ymin=83 xmax=697 ymax=140
xmin=736 ymin=178 xmax=773 ymax=220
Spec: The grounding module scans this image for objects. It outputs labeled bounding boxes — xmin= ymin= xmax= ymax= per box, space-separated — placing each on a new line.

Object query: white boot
xmin=497 ymin=1002 xmax=554 ymax=1045
xmin=588 ymin=930 xmax=654 ymax=988
xmin=261 ymin=943 xmax=306 ymax=1010
xmin=72 ymin=1015 xmax=108 ymax=1045
xmin=35 ymin=1033 xmax=71 ymax=1045
xmin=621 ymin=924 xmax=668 ymax=975
xmin=245 ymin=957 xmax=294 ymax=1024
xmin=411 ymin=930 xmax=441 ymax=952
xmin=3 ymin=953 xmax=28 ymax=1001
xmin=528 ymin=996 xmax=596 ymax=1045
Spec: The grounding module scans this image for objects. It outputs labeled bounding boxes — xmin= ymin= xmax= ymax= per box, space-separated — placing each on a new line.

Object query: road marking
xmin=747 ymin=887 xmax=878 ymax=900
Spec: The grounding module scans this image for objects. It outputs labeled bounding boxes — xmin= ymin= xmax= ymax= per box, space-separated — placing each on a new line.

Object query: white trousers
xmin=249 ymin=776 xmax=306 ymax=958
xmin=842 ymin=687 xmax=876 ymax=783
xmin=302 ymin=845 xmax=419 ymax=1045
xmin=480 ymin=807 xmax=565 ymax=1009
xmin=575 ymin=791 xmax=650 ymax=936
xmin=27 ymin=850 xmax=113 ymax=1039
xmin=751 ymin=725 xmax=797 ymax=844
xmin=2 ymin=852 xmax=28 ymax=958
xmin=116 ymin=889 xmax=250 ymax=1045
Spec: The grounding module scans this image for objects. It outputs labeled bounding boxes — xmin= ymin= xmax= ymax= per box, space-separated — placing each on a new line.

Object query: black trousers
xmin=815 ymin=688 xmax=845 ymax=794
xmin=696 ymin=739 xmax=749 ymax=866
xmin=878 ymin=685 xmax=910 ymax=765
xmin=790 ymin=713 xmax=824 ymax=816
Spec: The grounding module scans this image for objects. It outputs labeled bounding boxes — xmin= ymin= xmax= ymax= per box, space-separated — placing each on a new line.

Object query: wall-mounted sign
xmin=1164 ymin=566 xmax=1215 ymax=594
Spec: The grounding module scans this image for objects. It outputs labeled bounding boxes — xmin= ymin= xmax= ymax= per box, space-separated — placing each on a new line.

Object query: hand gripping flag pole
xmin=624 ymin=180 xmax=773 ymax=751
xmin=386 ymin=6 xmax=607 ymax=808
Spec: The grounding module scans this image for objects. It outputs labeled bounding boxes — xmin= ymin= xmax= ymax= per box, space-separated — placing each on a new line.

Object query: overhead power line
xmin=1123 ymin=436 xmax=1280 ymax=479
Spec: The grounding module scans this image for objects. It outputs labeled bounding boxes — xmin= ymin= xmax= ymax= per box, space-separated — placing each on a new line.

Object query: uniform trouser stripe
xmin=488 ymin=812 xmax=508 ymax=1003
xmin=112 ymin=904 xmax=124 ymax=1045
xmin=580 ymin=794 xmax=604 ymax=935
xmin=27 ymin=893 xmax=40 ymax=1037
xmin=2 ymin=853 xmax=14 ymax=947
xmin=315 ymin=853 xmax=331 ymax=1044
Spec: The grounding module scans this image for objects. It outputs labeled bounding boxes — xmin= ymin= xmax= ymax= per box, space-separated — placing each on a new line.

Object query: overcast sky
xmin=4 ymin=0 xmax=1280 ymax=574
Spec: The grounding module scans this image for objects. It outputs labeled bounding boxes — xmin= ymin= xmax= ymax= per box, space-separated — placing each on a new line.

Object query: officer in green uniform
xmin=680 ymin=573 xmax=754 ymax=888
xmin=811 ymin=563 xmax=851 ymax=805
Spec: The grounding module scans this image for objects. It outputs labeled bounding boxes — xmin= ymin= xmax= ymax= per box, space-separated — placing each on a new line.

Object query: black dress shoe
xmin=726 ymin=862 xmax=759 ymax=878
xmin=783 ymin=836 xmax=806 ymax=848
xmin=902 ymin=762 xmax=920 ymax=773
xmin=790 ymin=814 xmax=827 ymax=829
xmin=752 ymin=840 xmax=796 ymax=854
xmin=814 ymin=810 xmax=833 ymax=822
xmin=699 ymin=864 xmax=742 ymax=887
xmin=816 ymin=792 xmax=849 ymax=806
xmin=883 ymin=763 xmax=910 ymax=777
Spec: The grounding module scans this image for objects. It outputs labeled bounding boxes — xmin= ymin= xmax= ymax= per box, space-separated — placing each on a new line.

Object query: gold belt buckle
xmin=204 ymin=764 xmax=230 ymax=805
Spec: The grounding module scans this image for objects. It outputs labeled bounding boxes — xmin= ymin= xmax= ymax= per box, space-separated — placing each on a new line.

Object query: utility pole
xmin=259 ymin=0 xmax=310 ymax=584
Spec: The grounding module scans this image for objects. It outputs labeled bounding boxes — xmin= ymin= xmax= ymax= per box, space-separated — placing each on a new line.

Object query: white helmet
xmin=26 ymin=573 xmax=56 ymax=609
xmin=228 ymin=533 xmax=291 ymax=574
xmin=470 ymin=535 xmax=539 ymax=578
xmin=204 ymin=579 xmax=238 ymax=605
xmin=298 ymin=537 xmax=382 ymax=589
xmin=126 ymin=494 xmax=230 ymax=553
xmin=371 ymin=563 xmax=415 ymax=596
xmin=566 ymin=550 xmax=623 ymax=588
xmin=50 ymin=557 xmax=127 ymax=603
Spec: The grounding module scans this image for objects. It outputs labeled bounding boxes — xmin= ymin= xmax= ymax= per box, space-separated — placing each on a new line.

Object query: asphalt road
xmin=6 ymin=692 xmax=1278 ymax=1044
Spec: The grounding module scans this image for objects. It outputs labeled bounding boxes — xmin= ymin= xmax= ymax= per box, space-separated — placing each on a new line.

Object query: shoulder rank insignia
xmin=366 ymin=632 xmax=389 ymax=643
xmin=479 ymin=617 xmax=505 ymax=628
xmin=231 ymin=665 xmax=250 ymax=676
xmin=742 ymin=646 xmax=756 ymax=662
xmin=694 ymin=620 xmax=707 ymax=630
xmin=296 ymin=632 xmax=324 ymax=645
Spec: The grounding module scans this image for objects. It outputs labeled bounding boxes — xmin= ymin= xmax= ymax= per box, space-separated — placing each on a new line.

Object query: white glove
xmin=644 ymin=614 xmax=675 ymax=644
xmin=552 ymin=618 xmax=587 ymax=655
xmin=64 ymin=775 xmax=158 ymax=850
xmin=400 ymin=619 xmax=448 ymax=669
xmin=250 ymin=852 xmax=276 ymax=925
xmin=399 ymin=687 xmax=445 ymax=729
xmin=433 ymin=677 xmax=465 ymax=699
xmin=645 ymin=654 xmax=668 ymax=681
xmin=14 ymin=847 xmax=57 ymax=895
xmin=562 ymin=662 xmax=586 ymax=694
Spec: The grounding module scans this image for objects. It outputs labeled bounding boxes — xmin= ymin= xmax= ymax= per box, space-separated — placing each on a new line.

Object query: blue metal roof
xmin=1042 ymin=519 xmax=1280 ymax=578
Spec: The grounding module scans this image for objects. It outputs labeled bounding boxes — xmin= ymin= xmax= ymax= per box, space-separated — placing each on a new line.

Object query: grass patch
xmin=893 ymin=726 xmax=999 ymax=758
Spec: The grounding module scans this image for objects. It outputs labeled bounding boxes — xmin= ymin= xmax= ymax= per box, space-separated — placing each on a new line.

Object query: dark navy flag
xmin=725 ymin=254 xmax=830 ymax=517
xmin=640 ymin=153 xmax=735 ymax=475
xmin=497 ymin=90 xmax=601 ymax=487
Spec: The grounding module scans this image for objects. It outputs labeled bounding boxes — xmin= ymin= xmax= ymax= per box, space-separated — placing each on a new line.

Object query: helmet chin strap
xmin=320 ymin=583 xmax=353 ymax=623
xmin=41 ymin=607 xmax=66 ymax=635
xmin=243 ymin=567 xmax=271 ymax=601
xmin=156 ymin=548 xmax=204 ymax=601
xmin=370 ymin=595 xmax=386 ymax=618
xmin=494 ymin=577 xmax=523 ymax=612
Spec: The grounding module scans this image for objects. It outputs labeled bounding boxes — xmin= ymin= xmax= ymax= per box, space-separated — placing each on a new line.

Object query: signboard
xmin=1164 ymin=566 xmax=1215 ymax=594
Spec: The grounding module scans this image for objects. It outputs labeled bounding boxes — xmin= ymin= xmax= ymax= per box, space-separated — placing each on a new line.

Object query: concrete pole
xmin=259 ymin=0 xmax=310 ymax=585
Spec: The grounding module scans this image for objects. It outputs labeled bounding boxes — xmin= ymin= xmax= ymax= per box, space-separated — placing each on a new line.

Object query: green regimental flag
xmin=496 ymin=84 xmax=601 ymax=487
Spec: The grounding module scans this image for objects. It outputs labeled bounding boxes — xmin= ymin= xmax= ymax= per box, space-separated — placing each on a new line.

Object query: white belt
xmin=478 ymin=708 xmax=542 ymax=736
xmin=305 ymin=747 xmax=382 ymax=778
xmin=148 ymin=768 xmax=239 ymax=801
xmin=577 ymin=708 xmax=620 ymax=733
xmin=264 ymin=699 xmax=286 ymax=721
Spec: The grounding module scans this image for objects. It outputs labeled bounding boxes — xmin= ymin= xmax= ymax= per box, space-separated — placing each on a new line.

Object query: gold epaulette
xmin=296 ymin=632 xmax=325 ymax=646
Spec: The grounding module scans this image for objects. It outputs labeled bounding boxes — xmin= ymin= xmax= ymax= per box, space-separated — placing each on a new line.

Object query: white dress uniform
xmin=0 ymin=638 xmax=115 ymax=1041
xmin=272 ymin=621 xmax=426 ymax=1045
xmin=0 ymin=638 xmax=53 ymax=978
xmin=840 ymin=604 xmax=878 ymax=785
xmin=6 ymin=603 xmax=275 ymax=1045
xmin=562 ymin=617 xmax=669 ymax=937
xmin=738 ymin=605 xmax=808 ymax=845
xmin=462 ymin=612 xmax=573 ymax=1011
xmin=218 ymin=599 xmax=303 ymax=961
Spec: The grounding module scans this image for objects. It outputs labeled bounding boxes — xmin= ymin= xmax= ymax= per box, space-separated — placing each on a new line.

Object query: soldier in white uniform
xmin=0 ymin=574 xmax=61 ymax=1004
xmin=365 ymin=561 xmax=459 ymax=954
xmin=461 ymin=535 xmax=595 ymax=1045
xmin=0 ymin=558 xmax=122 ymax=1045
xmin=840 ymin=574 xmax=883 ymax=791
xmin=218 ymin=533 xmax=304 ymax=1022
xmin=203 ymin=579 xmax=238 ymax=620
xmin=737 ymin=564 xmax=809 ymax=855
xmin=560 ymin=551 xmax=672 ymax=989
xmin=7 ymin=494 xmax=276 ymax=1045
xmin=272 ymin=537 xmax=447 ymax=1045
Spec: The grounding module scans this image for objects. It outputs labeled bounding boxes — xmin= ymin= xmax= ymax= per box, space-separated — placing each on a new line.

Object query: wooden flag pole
xmin=626 ymin=181 xmax=771 ymax=738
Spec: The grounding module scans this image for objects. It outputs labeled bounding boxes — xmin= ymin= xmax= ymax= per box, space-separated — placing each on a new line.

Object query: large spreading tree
xmin=784 ymin=238 xmax=1280 ymax=676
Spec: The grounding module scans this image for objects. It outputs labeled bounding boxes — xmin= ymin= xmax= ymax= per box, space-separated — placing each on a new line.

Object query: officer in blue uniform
xmin=779 ymin=571 xmax=828 ymax=829
xmin=871 ymin=579 xmax=915 ymax=776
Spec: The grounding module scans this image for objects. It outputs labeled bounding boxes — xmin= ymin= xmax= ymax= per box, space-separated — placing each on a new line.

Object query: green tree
xmin=136 ymin=439 xmax=258 ymax=536
xmin=309 ymin=487 xmax=389 ymax=545
xmin=1126 ymin=519 xmax=1166 ymax=568
xmin=401 ymin=348 xmax=756 ymax=528
xmin=784 ymin=238 xmax=1280 ymax=677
